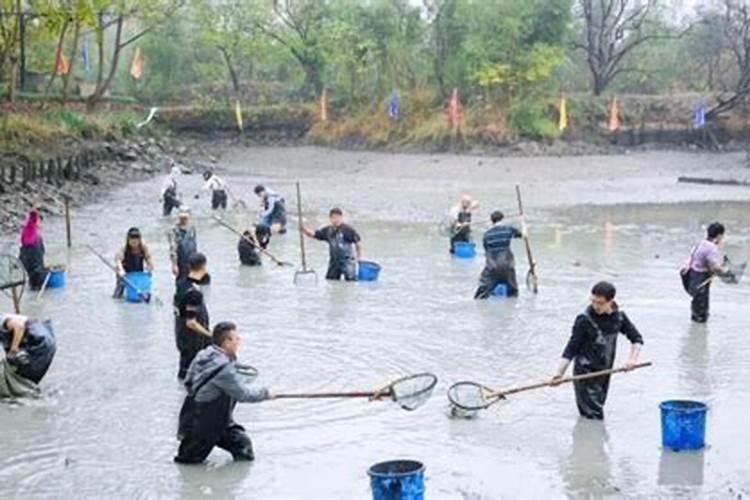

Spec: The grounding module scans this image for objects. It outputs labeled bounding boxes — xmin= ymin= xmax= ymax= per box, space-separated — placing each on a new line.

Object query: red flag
xmin=55 ymin=51 xmax=69 ymax=76
xmin=608 ymin=97 xmax=620 ymax=131
xmin=448 ymin=88 xmax=460 ymax=128
xmin=130 ymin=47 xmax=144 ymax=80
xmin=320 ymin=88 xmax=329 ymax=122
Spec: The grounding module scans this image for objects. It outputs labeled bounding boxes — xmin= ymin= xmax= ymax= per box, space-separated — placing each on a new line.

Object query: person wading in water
xmin=681 ymin=222 xmax=733 ymax=323
xmin=551 ymin=281 xmax=644 ymax=420
xmin=449 ymin=195 xmax=479 ymax=254
xmin=113 ymin=227 xmax=154 ymax=298
xmin=254 ymin=185 xmax=288 ymax=234
xmin=161 ymin=161 xmax=182 ymax=217
xmin=474 ymin=210 xmax=524 ymax=299
xmin=199 ymin=170 xmax=229 ymax=211
xmin=18 ymin=205 xmax=48 ymax=291
xmin=0 ymin=313 xmax=56 ymax=384
xmin=175 ymin=321 xmax=268 ymax=464
xmin=238 ymin=224 xmax=271 ymax=267
xmin=301 ymin=207 xmax=363 ymax=281
xmin=168 ymin=207 xmax=200 ymax=284
xmin=174 ymin=253 xmax=212 ymax=380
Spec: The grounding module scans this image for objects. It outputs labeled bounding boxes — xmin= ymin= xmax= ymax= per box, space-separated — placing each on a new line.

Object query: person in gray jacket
xmin=175 ymin=322 xmax=268 ymax=464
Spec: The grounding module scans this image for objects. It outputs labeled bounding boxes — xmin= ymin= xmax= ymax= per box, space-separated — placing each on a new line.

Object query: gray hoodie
xmin=185 ymin=345 xmax=268 ymax=404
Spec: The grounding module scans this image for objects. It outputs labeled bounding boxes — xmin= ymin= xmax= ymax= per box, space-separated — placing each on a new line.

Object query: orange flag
xmin=55 ymin=52 xmax=69 ymax=76
xmin=608 ymin=97 xmax=620 ymax=131
xmin=320 ymin=88 xmax=329 ymax=122
xmin=448 ymin=88 xmax=460 ymax=128
xmin=130 ymin=47 xmax=144 ymax=80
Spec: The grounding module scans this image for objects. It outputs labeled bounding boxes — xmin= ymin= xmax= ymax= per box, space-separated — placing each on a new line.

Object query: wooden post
xmin=11 ymin=285 xmax=21 ymax=314
xmin=64 ymin=194 xmax=72 ymax=248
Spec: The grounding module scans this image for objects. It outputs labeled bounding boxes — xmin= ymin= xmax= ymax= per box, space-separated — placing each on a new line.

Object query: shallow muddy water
xmin=1 ymin=148 xmax=749 ymax=499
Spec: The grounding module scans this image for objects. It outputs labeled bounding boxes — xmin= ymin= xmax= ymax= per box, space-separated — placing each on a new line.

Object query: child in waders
xmin=161 ymin=163 xmax=182 ymax=216
xmin=551 ymin=282 xmax=643 ymax=420
xmin=18 ymin=207 xmax=48 ymax=291
xmin=200 ymin=170 xmax=229 ymax=211
xmin=175 ymin=322 xmax=268 ymax=464
xmin=168 ymin=207 xmax=199 ymax=284
xmin=254 ymin=185 xmax=288 ymax=234
xmin=449 ymin=195 xmax=479 ymax=254
xmin=301 ymin=207 xmax=363 ymax=281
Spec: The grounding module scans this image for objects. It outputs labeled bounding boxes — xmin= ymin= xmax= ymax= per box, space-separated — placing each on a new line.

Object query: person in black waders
xmin=168 ymin=206 xmax=206 ymax=284
xmin=199 ymin=170 xmax=229 ymax=211
xmin=680 ymin=222 xmax=733 ymax=323
xmin=449 ymin=194 xmax=479 ymax=254
xmin=238 ymin=224 xmax=271 ymax=266
xmin=113 ymin=227 xmax=154 ymax=298
xmin=161 ymin=161 xmax=182 ymax=217
xmin=474 ymin=210 xmax=524 ymax=299
xmin=175 ymin=321 xmax=269 ymax=464
xmin=551 ymin=282 xmax=644 ymax=420
xmin=0 ymin=313 xmax=56 ymax=384
xmin=301 ymin=207 xmax=363 ymax=281
xmin=174 ymin=253 xmax=212 ymax=381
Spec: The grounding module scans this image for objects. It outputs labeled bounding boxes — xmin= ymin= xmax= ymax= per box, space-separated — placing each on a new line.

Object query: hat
xmin=178 ymin=206 xmax=191 ymax=217
xmin=127 ymin=227 xmax=142 ymax=238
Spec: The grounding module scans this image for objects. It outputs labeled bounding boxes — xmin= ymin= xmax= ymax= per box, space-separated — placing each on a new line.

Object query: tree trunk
xmin=87 ymin=16 xmax=123 ymax=110
xmin=6 ymin=0 xmax=22 ymax=103
xmin=18 ymin=13 xmax=25 ymax=91
xmin=62 ymin=21 xmax=81 ymax=105
xmin=42 ymin=20 xmax=70 ymax=108
xmin=217 ymin=46 xmax=240 ymax=94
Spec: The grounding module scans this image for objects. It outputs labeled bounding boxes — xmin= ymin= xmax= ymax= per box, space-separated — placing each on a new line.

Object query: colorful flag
xmin=235 ymin=99 xmax=243 ymax=132
xmin=81 ymin=37 xmax=91 ymax=72
xmin=608 ymin=97 xmax=620 ymax=131
xmin=55 ymin=51 xmax=69 ymax=76
xmin=130 ymin=47 xmax=144 ymax=80
xmin=387 ymin=90 xmax=400 ymax=121
xmin=558 ymin=96 xmax=568 ymax=132
xmin=448 ymin=87 xmax=460 ymax=128
xmin=320 ymin=88 xmax=329 ymax=122
xmin=693 ymin=101 xmax=706 ymax=129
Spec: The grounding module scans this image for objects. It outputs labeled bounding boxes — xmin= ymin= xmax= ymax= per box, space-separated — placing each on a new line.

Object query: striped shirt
xmin=483 ymin=224 xmax=522 ymax=254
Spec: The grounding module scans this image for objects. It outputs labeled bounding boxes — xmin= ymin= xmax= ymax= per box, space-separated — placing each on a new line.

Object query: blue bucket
xmin=358 ymin=261 xmax=381 ymax=282
xmin=660 ymin=400 xmax=707 ymax=451
xmin=47 ymin=268 xmax=66 ymax=288
xmin=368 ymin=460 xmax=424 ymax=500
xmin=491 ymin=283 xmax=508 ymax=297
xmin=124 ymin=272 xmax=152 ymax=303
xmin=453 ymin=242 xmax=476 ymax=259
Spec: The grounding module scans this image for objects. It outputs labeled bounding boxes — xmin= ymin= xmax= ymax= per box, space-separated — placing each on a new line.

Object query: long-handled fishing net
xmin=294 ymin=181 xmax=318 ymax=285
xmin=269 ymin=372 xmax=438 ymax=411
xmin=697 ymin=256 xmax=747 ymax=289
xmin=0 ymin=254 xmax=27 ymax=313
xmin=213 ymin=216 xmax=292 ymax=267
xmin=447 ymin=362 xmax=652 ymax=418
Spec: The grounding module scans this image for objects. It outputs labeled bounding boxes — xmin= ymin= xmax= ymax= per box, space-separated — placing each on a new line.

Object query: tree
xmin=575 ymin=0 xmax=662 ymax=95
xmin=707 ymin=0 xmax=750 ymax=118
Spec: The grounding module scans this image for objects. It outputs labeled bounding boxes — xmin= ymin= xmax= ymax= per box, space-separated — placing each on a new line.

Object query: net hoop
xmin=386 ymin=372 xmax=438 ymax=411
xmin=447 ymin=381 xmax=501 ymax=412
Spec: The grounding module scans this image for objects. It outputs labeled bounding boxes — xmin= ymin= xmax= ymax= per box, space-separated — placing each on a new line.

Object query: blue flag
xmin=693 ymin=101 xmax=705 ymax=129
xmin=81 ymin=37 xmax=91 ymax=72
xmin=387 ymin=90 xmax=400 ymax=121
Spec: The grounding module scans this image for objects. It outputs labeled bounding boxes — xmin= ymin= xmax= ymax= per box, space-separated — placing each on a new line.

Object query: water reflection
xmin=658 ymin=449 xmax=705 ymax=488
xmin=561 ymin=419 xmax=612 ymax=496
xmin=679 ymin=323 xmax=711 ymax=397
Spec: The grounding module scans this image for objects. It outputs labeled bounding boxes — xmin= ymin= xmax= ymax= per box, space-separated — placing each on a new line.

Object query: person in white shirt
xmin=161 ymin=161 xmax=182 ymax=216
xmin=200 ymin=170 xmax=228 ymax=211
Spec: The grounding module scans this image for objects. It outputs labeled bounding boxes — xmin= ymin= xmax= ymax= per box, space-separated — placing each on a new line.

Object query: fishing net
xmin=447 ymin=382 xmax=501 ymax=418
xmin=0 ymin=254 xmax=26 ymax=290
xmin=387 ymin=373 xmax=438 ymax=411
xmin=721 ymin=259 xmax=746 ymax=284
